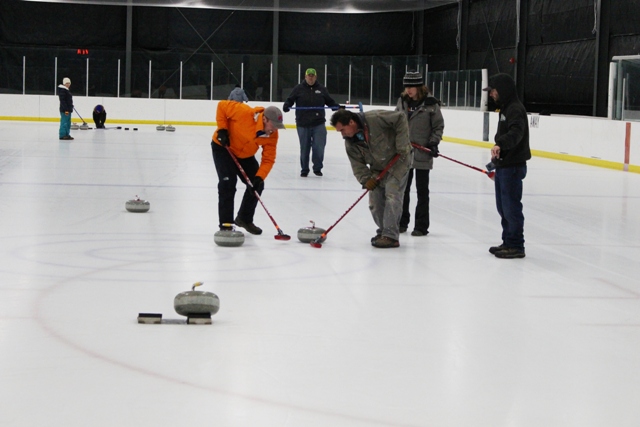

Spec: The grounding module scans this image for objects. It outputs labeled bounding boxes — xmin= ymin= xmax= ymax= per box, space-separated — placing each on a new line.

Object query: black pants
xmin=93 ymin=111 xmax=106 ymax=128
xmin=400 ymin=168 xmax=430 ymax=233
xmin=211 ymin=141 xmax=264 ymax=227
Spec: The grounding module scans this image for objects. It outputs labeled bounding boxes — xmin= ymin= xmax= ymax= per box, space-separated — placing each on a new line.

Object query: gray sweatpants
xmin=368 ymin=172 xmax=409 ymax=240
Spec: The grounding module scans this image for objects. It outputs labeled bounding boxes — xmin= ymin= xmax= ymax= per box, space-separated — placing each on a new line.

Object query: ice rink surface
xmin=1 ymin=120 xmax=640 ymax=427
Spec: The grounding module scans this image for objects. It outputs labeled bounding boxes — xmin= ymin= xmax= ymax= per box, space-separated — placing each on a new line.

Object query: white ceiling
xmin=19 ymin=0 xmax=459 ymax=13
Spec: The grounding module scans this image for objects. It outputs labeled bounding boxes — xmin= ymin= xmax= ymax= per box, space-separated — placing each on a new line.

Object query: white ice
xmin=1 ymin=120 xmax=640 ymax=427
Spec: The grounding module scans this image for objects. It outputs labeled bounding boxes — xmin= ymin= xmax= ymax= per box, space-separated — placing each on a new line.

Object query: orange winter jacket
xmin=212 ymin=101 xmax=279 ymax=180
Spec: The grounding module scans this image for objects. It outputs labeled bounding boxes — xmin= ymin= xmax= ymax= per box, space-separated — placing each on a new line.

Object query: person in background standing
xmin=228 ymin=84 xmax=249 ymax=103
xmin=58 ymin=77 xmax=74 ymax=140
xmin=93 ymin=105 xmax=107 ymax=129
xmin=483 ymin=73 xmax=531 ymax=259
xmin=283 ymin=68 xmax=339 ymax=177
xmin=396 ymin=71 xmax=445 ymax=237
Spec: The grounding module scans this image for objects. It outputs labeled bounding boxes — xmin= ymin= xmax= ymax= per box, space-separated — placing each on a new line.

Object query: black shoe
xmin=372 ymin=236 xmax=400 ymax=248
xmin=313 ymin=171 xmax=323 ymax=177
xmin=489 ymin=244 xmax=505 ymax=254
xmin=399 ymin=226 xmax=408 ymax=233
xmin=411 ymin=230 xmax=428 ymax=236
xmin=234 ymin=216 xmax=263 ymax=235
xmin=371 ymin=234 xmax=382 ymax=245
xmin=494 ymin=247 xmax=525 ymax=259
xmin=300 ymin=172 xmax=308 ymax=177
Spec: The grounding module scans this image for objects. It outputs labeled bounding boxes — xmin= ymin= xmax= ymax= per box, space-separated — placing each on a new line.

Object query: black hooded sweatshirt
xmin=489 ymin=73 xmax=531 ymax=167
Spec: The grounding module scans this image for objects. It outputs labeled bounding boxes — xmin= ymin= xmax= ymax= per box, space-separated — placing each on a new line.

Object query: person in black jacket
xmin=484 ymin=73 xmax=531 ymax=259
xmin=58 ymin=77 xmax=74 ymax=140
xmin=93 ymin=105 xmax=107 ymax=128
xmin=283 ymin=68 xmax=339 ymax=177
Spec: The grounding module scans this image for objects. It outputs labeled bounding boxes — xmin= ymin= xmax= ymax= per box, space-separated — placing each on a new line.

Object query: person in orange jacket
xmin=211 ymin=101 xmax=285 ymax=234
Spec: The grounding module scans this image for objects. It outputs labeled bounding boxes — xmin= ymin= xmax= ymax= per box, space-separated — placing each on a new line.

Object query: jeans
xmin=297 ymin=124 xmax=327 ymax=174
xmin=59 ymin=112 xmax=71 ymax=138
xmin=211 ymin=141 xmax=264 ymax=226
xmin=400 ymin=168 xmax=430 ymax=233
xmin=369 ymin=171 xmax=409 ymax=240
xmin=495 ymin=163 xmax=527 ymax=249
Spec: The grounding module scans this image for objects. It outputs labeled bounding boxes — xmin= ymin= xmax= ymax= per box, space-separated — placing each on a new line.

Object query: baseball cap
xmin=305 ymin=68 xmax=317 ymax=76
xmin=263 ymin=106 xmax=286 ymax=130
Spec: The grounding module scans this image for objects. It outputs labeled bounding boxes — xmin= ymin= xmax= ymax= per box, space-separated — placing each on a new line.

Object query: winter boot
xmin=235 ymin=216 xmax=263 ymax=235
xmin=372 ymin=236 xmax=400 ymax=248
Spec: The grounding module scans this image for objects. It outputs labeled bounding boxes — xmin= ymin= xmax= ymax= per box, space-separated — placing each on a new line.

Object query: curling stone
xmin=80 ymin=123 xmax=89 ymax=130
xmin=297 ymin=220 xmax=326 ymax=243
xmin=214 ymin=224 xmax=245 ymax=247
xmin=125 ymin=196 xmax=150 ymax=213
xmin=174 ymin=282 xmax=220 ymax=317
xmin=124 ymin=127 xmax=129 ymax=131
xmin=71 ymin=123 xmax=79 ymax=130
xmin=166 ymin=125 xmax=176 ymax=132
xmin=156 ymin=125 xmax=165 ymax=131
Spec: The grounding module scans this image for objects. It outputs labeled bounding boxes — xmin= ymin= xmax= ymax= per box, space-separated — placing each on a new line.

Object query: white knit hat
xmin=63 ymin=77 xmax=71 ymax=85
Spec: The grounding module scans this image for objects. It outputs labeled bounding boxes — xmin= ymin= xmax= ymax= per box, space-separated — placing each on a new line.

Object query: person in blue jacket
xmin=93 ymin=105 xmax=107 ymax=128
xmin=283 ymin=68 xmax=339 ymax=177
xmin=58 ymin=77 xmax=74 ymax=140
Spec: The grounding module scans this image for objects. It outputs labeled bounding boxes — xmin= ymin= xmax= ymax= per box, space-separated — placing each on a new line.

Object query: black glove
xmin=217 ymin=129 xmax=230 ymax=147
xmin=251 ymin=176 xmax=264 ymax=189
xmin=427 ymin=143 xmax=439 ymax=158
xmin=282 ymin=105 xmax=290 ymax=113
xmin=364 ymin=178 xmax=379 ymax=191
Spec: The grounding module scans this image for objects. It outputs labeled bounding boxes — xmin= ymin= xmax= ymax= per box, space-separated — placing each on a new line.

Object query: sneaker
xmin=234 ymin=216 xmax=262 ymax=235
xmin=370 ymin=234 xmax=382 ymax=245
xmin=494 ymin=247 xmax=525 ymax=259
xmin=300 ymin=172 xmax=308 ymax=177
xmin=313 ymin=171 xmax=323 ymax=177
xmin=411 ymin=230 xmax=428 ymax=236
xmin=488 ymin=244 xmax=505 ymax=254
xmin=399 ymin=226 xmax=408 ymax=233
xmin=372 ymin=236 xmax=400 ymax=248
xmin=60 ymin=135 xmax=74 ymax=140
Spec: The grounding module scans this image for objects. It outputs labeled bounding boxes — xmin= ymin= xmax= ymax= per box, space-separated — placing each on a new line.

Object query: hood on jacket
xmin=485 ymin=73 xmax=517 ymax=107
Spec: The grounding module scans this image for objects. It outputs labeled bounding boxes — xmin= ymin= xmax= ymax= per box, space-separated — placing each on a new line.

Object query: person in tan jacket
xmin=211 ymin=101 xmax=285 ymax=234
xmin=330 ymin=108 xmax=412 ymax=248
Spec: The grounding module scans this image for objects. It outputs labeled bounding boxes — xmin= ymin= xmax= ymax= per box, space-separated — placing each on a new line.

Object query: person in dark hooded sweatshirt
xmin=93 ymin=105 xmax=107 ymax=128
xmin=395 ymin=71 xmax=444 ymax=237
xmin=483 ymin=73 xmax=531 ymax=259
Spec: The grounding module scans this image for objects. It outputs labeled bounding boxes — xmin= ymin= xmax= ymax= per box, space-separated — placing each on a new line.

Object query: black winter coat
xmin=283 ymin=81 xmax=338 ymax=127
xmin=489 ymin=73 xmax=531 ymax=167
xmin=58 ymin=85 xmax=73 ymax=113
